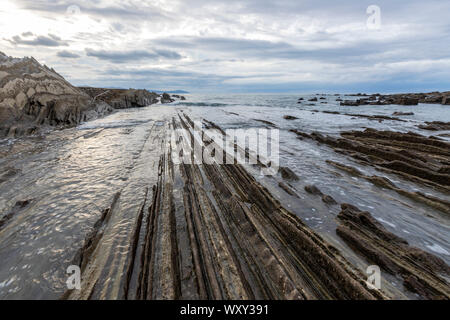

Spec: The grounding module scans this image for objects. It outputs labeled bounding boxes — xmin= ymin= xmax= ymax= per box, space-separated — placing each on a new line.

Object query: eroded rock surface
xmin=290 ymin=128 xmax=450 ymax=191
xmin=337 ymin=204 xmax=450 ymax=299
xmin=78 ymin=87 xmax=159 ymax=109
xmin=339 ymin=91 xmax=450 ymax=106
xmin=0 ymin=52 xmax=113 ymax=137
xmin=63 ymin=113 xmax=382 ymax=300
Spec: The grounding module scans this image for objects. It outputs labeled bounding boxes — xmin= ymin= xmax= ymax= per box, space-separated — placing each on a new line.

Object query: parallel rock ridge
xmin=78 ymin=87 xmax=160 ymax=109
xmin=337 ymin=204 xmax=450 ymax=299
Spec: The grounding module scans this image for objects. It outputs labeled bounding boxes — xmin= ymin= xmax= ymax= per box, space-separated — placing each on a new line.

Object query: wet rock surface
xmin=279 ymin=166 xmax=300 ymax=181
xmin=291 ymin=127 xmax=450 ymax=191
xmin=418 ymin=121 xmax=450 ymax=131
xmin=79 ymin=87 xmax=160 ymax=109
xmin=1 ymin=93 xmax=449 ymax=300
xmin=0 ymin=53 xmax=185 ymax=138
xmin=336 ymin=204 xmax=450 ymax=299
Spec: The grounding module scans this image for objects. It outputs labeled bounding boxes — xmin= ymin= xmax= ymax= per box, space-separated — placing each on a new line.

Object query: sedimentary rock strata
xmin=336 ymin=204 xmax=450 ymax=299
xmin=63 ymin=113 xmax=383 ymax=300
xmin=78 ymin=87 xmax=159 ymax=109
xmin=418 ymin=121 xmax=450 ymax=131
xmin=339 ymin=91 xmax=450 ymax=106
xmin=290 ymin=128 xmax=450 ymax=191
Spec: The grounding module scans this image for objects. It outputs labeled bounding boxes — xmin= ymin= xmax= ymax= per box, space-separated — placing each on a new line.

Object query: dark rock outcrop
xmin=160 ymin=92 xmax=175 ymax=104
xmin=418 ymin=121 xmax=450 ymax=131
xmin=79 ymin=87 xmax=159 ymax=109
xmin=337 ymin=204 xmax=450 ymax=299
xmin=340 ymin=91 xmax=450 ymax=106
xmin=290 ymin=128 xmax=450 ymax=191
xmin=279 ymin=167 xmax=299 ymax=181
xmin=305 ymin=185 xmax=323 ymax=195
xmin=392 ymin=112 xmax=414 ymax=116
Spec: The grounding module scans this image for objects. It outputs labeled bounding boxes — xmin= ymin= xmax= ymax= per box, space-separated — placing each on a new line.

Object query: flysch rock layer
xmin=63 ymin=112 xmax=384 ymax=300
xmin=0 ymin=52 xmax=183 ymax=138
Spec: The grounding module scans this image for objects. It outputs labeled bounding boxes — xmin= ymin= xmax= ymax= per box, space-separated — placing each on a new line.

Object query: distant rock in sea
xmin=338 ymin=91 xmax=450 ymax=106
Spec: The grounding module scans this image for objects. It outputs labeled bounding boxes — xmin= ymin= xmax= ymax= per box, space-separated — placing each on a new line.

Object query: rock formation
xmin=337 ymin=204 xmax=450 ymax=299
xmin=0 ymin=52 xmax=113 ymax=137
xmin=339 ymin=91 xmax=450 ymax=106
xmin=0 ymin=52 xmax=185 ymax=138
xmin=78 ymin=87 xmax=159 ymax=109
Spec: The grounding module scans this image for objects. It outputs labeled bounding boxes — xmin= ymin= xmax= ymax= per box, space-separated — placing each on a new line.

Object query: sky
xmin=1 ymin=0 xmax=450 ymax=93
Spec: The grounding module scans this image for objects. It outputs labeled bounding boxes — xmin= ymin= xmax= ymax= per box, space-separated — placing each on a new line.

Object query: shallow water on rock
xmin=0 ymin=95 xmax=449 ymax=299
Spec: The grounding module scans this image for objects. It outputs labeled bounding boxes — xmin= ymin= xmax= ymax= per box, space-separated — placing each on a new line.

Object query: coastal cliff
xmin=0 ymin=52 xmax=184 ymax=138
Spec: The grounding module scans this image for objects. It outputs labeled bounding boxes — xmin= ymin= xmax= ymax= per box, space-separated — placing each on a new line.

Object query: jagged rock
xmin=418 ymin=121 xmax=450 ymax=131
xmin=340 ymin=100 xmax=360 ymax=106
xmin=79 ymin=87 xmax=159 ymax=109
xmin=292 ymin=127 xmax=450 ymax=190
xmin=341 ymin=91 xmax=450 ymax=106
xmin=305 ymin=185 xmax=323 ymax=195
xmin=322 ymin=194 xmax=337 ymax=205
xmin=283 ymin=115 xmax=298 ymax=120
xmin=161 ymin=92 xmax=174 ymax=104
xmin=0 ymin=52 xmax=114 ymax=137
xmin=278 ymin=182 xmax=297 ymax=196
xmin=253 ymin=119 xmax=277 ymax=127
xmin=308 ymin=97 xmax=318 ymax=102
xmin=279 ymin=167 xmax=299 ymax=181
xmin=64 ymin=114 xmax=382 ymax=300
xmin=337 ymin=204 xmax=450 ymax=299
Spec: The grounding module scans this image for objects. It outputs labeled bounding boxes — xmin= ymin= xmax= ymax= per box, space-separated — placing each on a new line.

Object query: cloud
xmin=85 ymin=48 xmax=182 ymax=63
xmin=8 ymin=33 xmax=68 ymax=47
xmin=3 ymin=0 xmax=450 ymax=92
xmin=57 ymin=50 xmax=81 ymax=59
xmin=14 ymin=0 xmax=170 ymax=20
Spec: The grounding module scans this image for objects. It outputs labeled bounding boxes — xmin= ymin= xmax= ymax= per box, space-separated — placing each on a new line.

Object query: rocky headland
xmin=0 ymin=52 xmax=184 ymax=138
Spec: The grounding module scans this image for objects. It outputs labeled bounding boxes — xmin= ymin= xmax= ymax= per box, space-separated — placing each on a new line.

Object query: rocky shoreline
xmin=0 ymin=52 xmax=185 ymax=138
xmin=62 ymin=113 xmax=383 ymax=300
xmin=339 ymin=91 xmax=450 ymax=106
xmin=1 ymin=51 xmax=449 ymax=300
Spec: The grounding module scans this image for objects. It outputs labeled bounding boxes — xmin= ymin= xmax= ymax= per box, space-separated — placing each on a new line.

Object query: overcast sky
xmin=1 ymin=0 xmax=449 ymax=93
